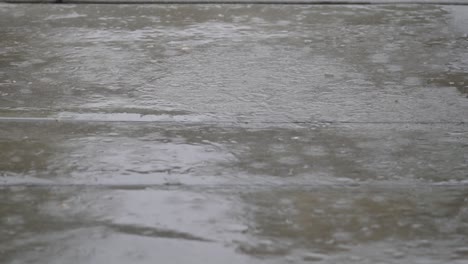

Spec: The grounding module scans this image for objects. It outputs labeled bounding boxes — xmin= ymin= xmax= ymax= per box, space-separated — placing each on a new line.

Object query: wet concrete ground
xmin=1 ymin=3 xmax=468 ymax=264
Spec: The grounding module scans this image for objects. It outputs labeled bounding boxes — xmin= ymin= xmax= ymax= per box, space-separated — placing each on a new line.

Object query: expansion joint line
xmin=2 ymin=0 xmax=468 ymax=5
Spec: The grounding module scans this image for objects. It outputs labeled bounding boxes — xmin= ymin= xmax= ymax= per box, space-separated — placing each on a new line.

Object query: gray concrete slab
xmin=1 ymin=4 xmax=467 ymax=123
xmin=1 ymin=3 xmax=468 ymax=264
xmin=1 ymin=186 xmax=468 ymax=264
xmin=1 ymin=122 xmax=467 ymax=186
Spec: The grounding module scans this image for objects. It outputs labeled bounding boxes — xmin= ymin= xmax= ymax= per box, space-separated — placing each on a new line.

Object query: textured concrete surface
xmin=1 ymin=3 xmax=468 ymax=264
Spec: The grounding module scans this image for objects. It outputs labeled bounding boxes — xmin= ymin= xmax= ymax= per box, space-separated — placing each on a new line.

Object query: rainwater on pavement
xmin=0 ymin=3 xmax=467 ymax=264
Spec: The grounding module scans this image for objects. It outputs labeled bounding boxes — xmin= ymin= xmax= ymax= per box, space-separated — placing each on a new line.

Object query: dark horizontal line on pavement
xmin=1 ymin=182 xmax=467 ymax=190
xmin=0 ymin=116 xmax=465 ymax=125
xmin=2 ymin=0 xmax=468 ymax=5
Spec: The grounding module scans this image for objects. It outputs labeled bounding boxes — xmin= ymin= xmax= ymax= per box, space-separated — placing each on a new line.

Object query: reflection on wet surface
xmin=0 ymin=121 xmax=467 ymax=263
xmin=1 ymin=3 xmax=468 ymax=264
xmin=0 ymin=122 xmax=467 ymax=184
xmin=1 ymin=186 xmax=468 ymax=264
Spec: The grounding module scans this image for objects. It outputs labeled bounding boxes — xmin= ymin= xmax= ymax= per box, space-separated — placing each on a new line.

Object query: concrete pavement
xmin=1 ymin=3 xmax=468 ymax=264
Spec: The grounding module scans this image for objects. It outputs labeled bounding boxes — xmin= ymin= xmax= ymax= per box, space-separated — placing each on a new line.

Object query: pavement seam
xmin=0 ymin=117 xmax=465 ymax=125
xmin=1 ymin=182 xmax=467 ymax=189
xmin=3 ymin=0 xmax=468 ymax=4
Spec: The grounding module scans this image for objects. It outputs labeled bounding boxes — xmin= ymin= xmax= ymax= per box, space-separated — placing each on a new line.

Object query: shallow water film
xmin=1 ymin=3 xmax=468 ymax=264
